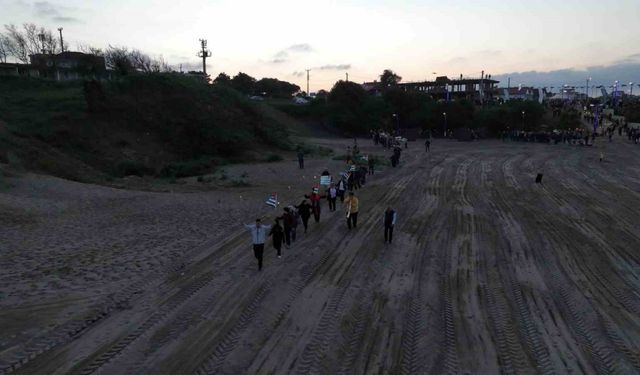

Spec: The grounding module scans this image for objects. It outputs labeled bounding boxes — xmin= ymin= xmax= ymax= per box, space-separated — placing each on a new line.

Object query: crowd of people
xmin=370 ymin=130 xmax=406 ymax=167
xmin=244 ymin=143 xmax=398 ymax=271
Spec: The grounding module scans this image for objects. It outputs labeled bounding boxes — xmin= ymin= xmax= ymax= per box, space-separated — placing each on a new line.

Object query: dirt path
xmin=2 ymin=138 xmax=640 ymax=374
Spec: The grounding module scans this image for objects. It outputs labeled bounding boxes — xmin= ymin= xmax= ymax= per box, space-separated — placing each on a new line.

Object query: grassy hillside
xmin=0 ymin=75 xmax=298 ymax=182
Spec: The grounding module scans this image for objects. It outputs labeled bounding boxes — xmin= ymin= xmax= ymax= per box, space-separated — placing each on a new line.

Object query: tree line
xmin=273 ymin=69 xmax=548 ymax=136
xmin=213 ymin=72 xmax=301 ymax=99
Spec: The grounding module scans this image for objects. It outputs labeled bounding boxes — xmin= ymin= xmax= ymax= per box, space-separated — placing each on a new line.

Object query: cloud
xmin=287 ymin=43 xmax=312 ymax=53
xmin=52 ymin=16 xmax=81 ymax=23
xmin=32 ymin=1 xmax=82 ymax=23
xmin=33 ymin=1 xmax=57 ymax=16
xmin=271 ymin=57 xmax=287 ymax=64
xmin=613 ymin=53 xmax=640 ymax=65
xmin=270 ymin=43 xmax=313 ymax=64
xmin=492 ymin=61 xmax=640 ymax=90
xmin=292 ymin=71 xmax=306 ymax=78
xmin=446 ymin=56 xmax=467 ymax=64
xmin=477 ymin=49 xmax=502 ymax=57
xmin=317 ymin=64 xmax=351 ymax=71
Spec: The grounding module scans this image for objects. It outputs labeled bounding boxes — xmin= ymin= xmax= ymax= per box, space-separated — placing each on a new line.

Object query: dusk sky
xmin=2 ymin=0 xmax=640 ymax=91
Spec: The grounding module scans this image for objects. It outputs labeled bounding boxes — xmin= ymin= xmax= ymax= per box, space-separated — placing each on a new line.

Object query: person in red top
xmin=305 ymin=187 xmax=326 ymax=223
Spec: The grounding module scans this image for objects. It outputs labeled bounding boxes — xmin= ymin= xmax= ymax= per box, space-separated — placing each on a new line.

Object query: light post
xmin=590 ymin=104 xmax=600 ymax=134
xmin=630 ymin=82 xmax=634 ymax=96
xmin=521 ymin=110 xmax=525 ymax=130
xmin=442 ymin=112 xmax=447 ymax=138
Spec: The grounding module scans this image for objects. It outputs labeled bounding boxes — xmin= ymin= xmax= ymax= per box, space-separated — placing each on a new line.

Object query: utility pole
xmin=305 ymin=69 xmax=311 ymax=97
xmin=38 ymin=33 xmax=46 ymax=54
xmin=480 ymin=70 xmax=485 ymax=105
xmin=197 ymin=39 xmax=212 ymax=76
xmin=57 ymin=28 xmax=64 ymax=53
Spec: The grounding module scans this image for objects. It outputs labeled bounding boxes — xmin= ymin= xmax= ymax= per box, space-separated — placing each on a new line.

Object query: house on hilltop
xmin=0 ymin=51 xmax=107 ymax=80
xmin=29 ymin=52 xmax=107 ymax=80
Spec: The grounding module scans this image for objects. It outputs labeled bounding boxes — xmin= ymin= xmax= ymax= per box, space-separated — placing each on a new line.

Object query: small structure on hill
xmin=0 ymin=51 xmax=107 ymax=81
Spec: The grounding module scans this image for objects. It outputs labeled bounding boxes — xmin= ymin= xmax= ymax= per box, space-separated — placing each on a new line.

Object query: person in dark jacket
xmin=269 ymin=219 xmax=285 ymax=258
xmin=289 ymin=206 xmax=299 ymax=242
xmin=368 ymin=157 xmax=375 ymax=175
xmin=383 ymin=207 xmax=397 ymax=244
xmin=295 ymin=199 xmax=312 ymax=232
xmin=297 ymin=149 xmax=304 ymax=169
xmin=277 ymin=207 xmax=295 ymax=247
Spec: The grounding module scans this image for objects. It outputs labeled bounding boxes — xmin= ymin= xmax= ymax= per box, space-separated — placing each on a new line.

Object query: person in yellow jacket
xmin=344 ymin=191 xmax=359 ymax=230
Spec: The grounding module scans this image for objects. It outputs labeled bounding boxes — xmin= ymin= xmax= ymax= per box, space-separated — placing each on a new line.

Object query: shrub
xmin=159 ymin=157 xmax=214 ymax=178
xmin=115 ymin=160 xmax=154 ymax=177
xmin=230 ymin=179 xmax=251 ymax=187
xmin=266 ymin=154 xmax=283 ymax=162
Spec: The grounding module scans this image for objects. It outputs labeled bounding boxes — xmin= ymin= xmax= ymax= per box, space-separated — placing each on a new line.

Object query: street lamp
xmin=442 ymin=112 xmax=447 ymax=138
xmin=521 ymin=110 xmax=525 ymax=129
xmin=630 ymin=82 xmax=634 ymax=96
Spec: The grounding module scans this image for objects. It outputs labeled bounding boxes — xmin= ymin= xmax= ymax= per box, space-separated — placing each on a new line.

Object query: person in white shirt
xmin=327 ymin=184 xmax=338 ymax=211
xmin=244 ymin=218 xmax=271 ymax=271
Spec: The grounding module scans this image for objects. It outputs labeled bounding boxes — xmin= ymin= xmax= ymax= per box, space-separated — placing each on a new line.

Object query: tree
xmin=0 ymin=35 xmax=9 ymax=63
xmin=213 ymin=72 xmax=231 ymax=85
xmin=77 ymin=43 xmax=104 ymax=56
xmin=379 ymin=69 xmax=402 ymax=89
xmin=230 ymin=72 xmax=256 ymax=95
xmin=2 ymin=23 xmax=62 ymax=63
xmin=105 ymin=46 xmax=134 ymax=75
xmin=622 ymin=98 xmax=640 ymax=123
xmin=254 ymin=78 xmax=300 ymax=98
xmin=315 ymin=89 xmax=329 ymax=100
xmin=327 ymin=80 xmax=381 ymax=134
xmin=103 ymin=46 xmax=170 ymax=75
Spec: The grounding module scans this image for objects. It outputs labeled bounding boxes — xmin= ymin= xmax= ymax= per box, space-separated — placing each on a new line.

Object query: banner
xmin=266 ymin=193 xmax=278 ymax=208
xmin=320 ymin=175 xmax=331 ymax=186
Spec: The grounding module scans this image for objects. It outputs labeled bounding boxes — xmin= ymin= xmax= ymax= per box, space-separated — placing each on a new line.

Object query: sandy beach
xmin=1 ymin=137 xmax=639 ymax=374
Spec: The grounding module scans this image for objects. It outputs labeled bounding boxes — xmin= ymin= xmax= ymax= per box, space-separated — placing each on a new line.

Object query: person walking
xmin=290 ymin=206 xmax=299 ymax=242
xmin=337 ymin=177 xmax=347 ymax=202
xmin=306 ymin=187 xmax=325 ymax=223
xmin=297 ymin=149 xmax=304 ymax=169
xmin=425 ymin=138 xmax=431 ymax=152
xmin=269 ymin=219 xmax=285 ymax=258
xmin=278 ymin=207 xmax=295 ymax=248
xmin=368 ymin=157 xmax=375 ymax=175
xmin=244 ymin=218 xmax=271 ymax=271
xmin=327 ymin=184 xmax=338 ymax=212
xmin=295 ymin=199 xmax=312 ymax=233
xmin=383 ymin=207 xmax=397 ymax=244
xmin=344 ymin=191 xmax=359 ymax=230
